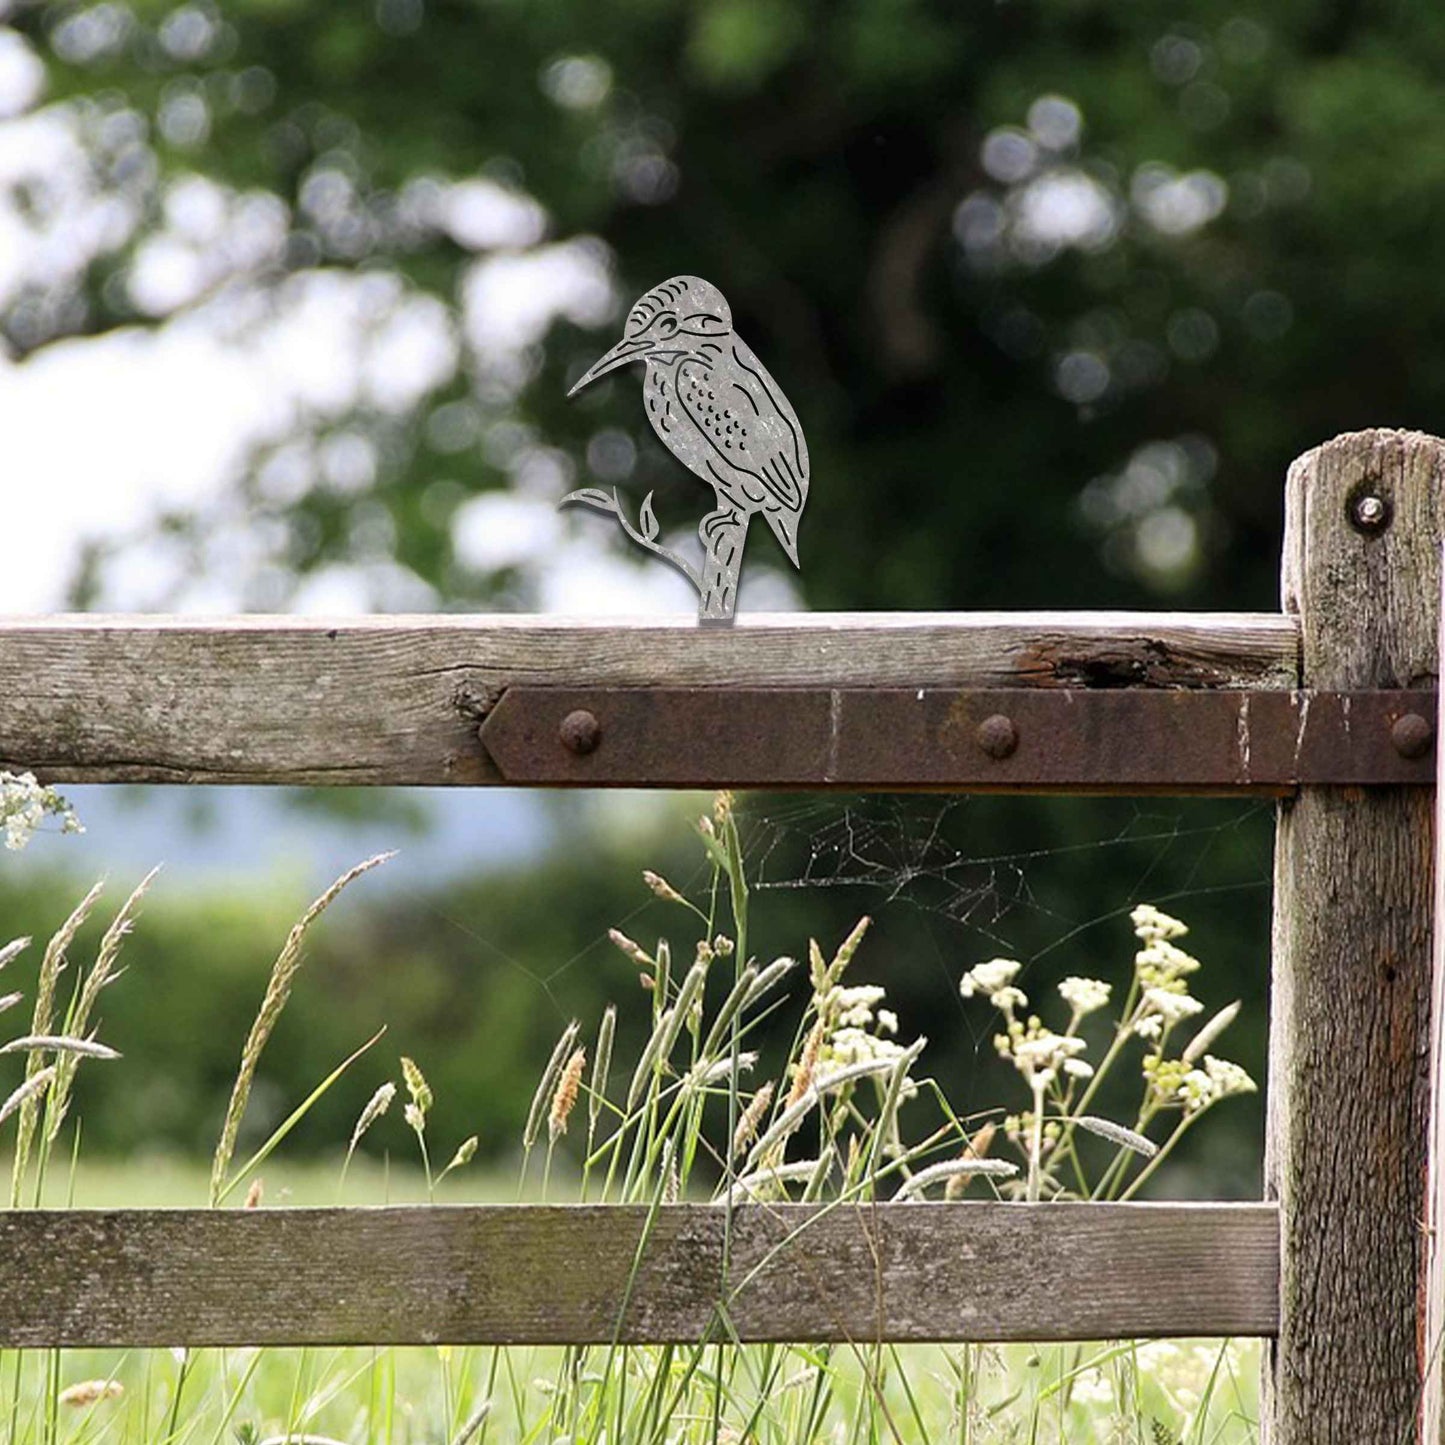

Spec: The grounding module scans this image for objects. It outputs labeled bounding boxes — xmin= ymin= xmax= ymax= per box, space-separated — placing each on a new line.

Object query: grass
xmin=0 ymin=797 xmax=1263 ymax=1443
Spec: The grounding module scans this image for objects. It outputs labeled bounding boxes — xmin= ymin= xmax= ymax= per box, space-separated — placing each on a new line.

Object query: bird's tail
xmin=766 ymin=507 xmax=801 ymax=569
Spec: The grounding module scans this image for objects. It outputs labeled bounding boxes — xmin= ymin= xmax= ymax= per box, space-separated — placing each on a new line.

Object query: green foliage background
xmin=2 ymin=0 xmax=1432 ymax=1185
xmin=0 ymin=795 xmax=1271 ymax=1194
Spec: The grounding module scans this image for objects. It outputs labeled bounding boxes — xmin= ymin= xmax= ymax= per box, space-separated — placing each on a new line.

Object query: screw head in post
xmin=1349 ymin=492 xmax=1391 ymax=535
xmin=1390 ymin=711 xmax=1434 ymax=760
xmin=559 ymin=708 xmax=602 ymax=756
xmin=976 ymin=714 xmax=1019 ymax=760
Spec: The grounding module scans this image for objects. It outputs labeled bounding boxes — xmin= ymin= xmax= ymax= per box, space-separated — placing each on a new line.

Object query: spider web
xmin=745 ymin=794 xmax=1271 ymax=948
xmin=419 ymin=792 xmax=1274 ymax=1049
xmin=737 ymin=793 xmax=1275 ymax=1059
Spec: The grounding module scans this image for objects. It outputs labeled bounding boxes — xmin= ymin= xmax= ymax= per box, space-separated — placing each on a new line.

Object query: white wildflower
xmin=1133 ymin=1013 xmax=1164 ymax=1040
xmin=1179 ymin=1068 xmax=1214 ymax=1113
xmin=1203 ymin=1054 xmax=1255 ymax=1098
xmin=960 ymin=957 xmax=1022 ymax=999
xmin=1062 ymin=1057 xmax=1094 ymax=1078
xmin=826 ymin=1027 xmax=906 ymax=1068
xmin=991 ymin=984 xmax=1028 ymax=1012
xmin=1058 ymin=976 xmax=1111 ymax=1017
xmin=1013 ymin=1030 xmax=1087 ymax=1073
xmin=1130 ymin=903 xmax=1188 ymax=942
xmin=826 ymin=983 xmax=887 ymax=1028
xmin=1176 ymin=1055 xmax=1253 ymax=1114
xmin=1136 ymin=939 xmax=1200 ymax=981
xmin=876 ymin=1008 xmax=899 ymax=1036
xmin=0 ymin=771 xmax=82 ymax=851
xmin=1141 ymin=987 xmax=1204 ymax=1024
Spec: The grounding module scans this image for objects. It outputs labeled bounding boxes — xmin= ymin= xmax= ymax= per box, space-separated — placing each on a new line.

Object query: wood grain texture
xmin=1424 ymin=565 xmax=1445 ymax=1443
xmin=0 ymin=1202 xmax=1279 ymax=1348
xmin=1265 ymin=430 xmax=1445 ymax=1443
xmin=0 ymin=612 xmax=1298 ymax=785
xmin=0 ymin=612 xmax=1300 ymax=791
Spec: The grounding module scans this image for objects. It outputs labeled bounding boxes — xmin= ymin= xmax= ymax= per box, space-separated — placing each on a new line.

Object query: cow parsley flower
xmin=960 ymin=957 xmax=1023 ymax=999
xmin=1058 ymin=976 xmax=1110 ymax=1017
xmin=1141 ymin=986 xmax=1205 ymax=1024
xmin=0 ymin=771 xmax=83 ymax=852
xmin=1130 ymin=903 xmax=1189 ymax=943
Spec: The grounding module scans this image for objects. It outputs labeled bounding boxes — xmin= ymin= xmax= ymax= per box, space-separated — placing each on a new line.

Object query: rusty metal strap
xmin=479 ymin=688 xmax=1437 ymax=793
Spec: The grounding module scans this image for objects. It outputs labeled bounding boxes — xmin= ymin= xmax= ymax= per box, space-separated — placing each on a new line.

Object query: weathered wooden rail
xmin=1 ymin=428 xmax=1443 ymax=1443
xmin=1 ymin=1203 xmax=1278 ymax=1347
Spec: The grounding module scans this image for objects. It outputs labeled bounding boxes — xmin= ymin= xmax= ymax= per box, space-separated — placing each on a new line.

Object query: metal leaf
xmin=558 ymin=488 xmax=617 ymax=513
xmin=639 ymin=491 xmax=659 ymax=542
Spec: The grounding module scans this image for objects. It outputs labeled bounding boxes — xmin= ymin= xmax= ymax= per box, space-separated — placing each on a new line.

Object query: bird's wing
xmin=672 ymin=341 xmax=809 ymax=516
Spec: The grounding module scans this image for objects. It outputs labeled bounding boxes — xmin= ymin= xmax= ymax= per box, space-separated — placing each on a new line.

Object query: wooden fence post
xmin=1267 ymin=429 xmax=1444 ymax=1441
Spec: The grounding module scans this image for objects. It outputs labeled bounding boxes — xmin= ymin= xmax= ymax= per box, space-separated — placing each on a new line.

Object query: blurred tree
xmin=5 ymin=0 xmax=1443 ymax=612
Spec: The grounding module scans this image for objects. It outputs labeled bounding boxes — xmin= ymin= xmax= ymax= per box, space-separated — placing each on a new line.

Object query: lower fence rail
xmin=0 ymin=1201 xmax=1279 ymax=1347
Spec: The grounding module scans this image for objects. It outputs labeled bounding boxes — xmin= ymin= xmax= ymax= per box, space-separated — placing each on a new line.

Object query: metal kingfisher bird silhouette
xmin=561 ymin=275 xmax=810 ymax=624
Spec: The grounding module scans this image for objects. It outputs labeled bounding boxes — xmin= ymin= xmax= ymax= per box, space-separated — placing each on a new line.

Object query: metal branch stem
xmin=595 ymin=492 xmax=702 ymax=594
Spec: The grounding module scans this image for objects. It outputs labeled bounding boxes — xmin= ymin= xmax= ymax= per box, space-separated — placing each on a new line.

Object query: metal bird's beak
xmin=567 ymin=336 xmax=651 ymax=397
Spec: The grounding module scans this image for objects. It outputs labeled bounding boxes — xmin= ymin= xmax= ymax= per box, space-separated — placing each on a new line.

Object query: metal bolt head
xmin=559 ymin=708 xmax=602 ymax=756
xmin=1390 ymin=711 xmax=1434 ymax=760
xmin=1350 ymin=493 xmax=1390 ymax=534
xmin=976 ymin=713 xmax=1019 ymax=760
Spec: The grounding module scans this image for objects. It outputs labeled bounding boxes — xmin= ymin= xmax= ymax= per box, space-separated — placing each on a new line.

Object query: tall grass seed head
xmin=808 ymin=937 xmax=827 ymax=994
xmin=608 ymin=928 xmax=653 ymax=969
xmin=732 ymin=1079 xmax=773 ymax=1158
xmin=642 ymin=869 xmax=685 ymax=904
xmin=1183 ymin=999 xmax=1241 ymax=1063
xmin=401 ymin=1055 xmax=433 ymax=1115
xmin=447 ymin=1135 xmax=479 ymax=1170
xmin=549 ymin=1046 xmax=586 ymax=1141
xmin=404 ymin=1102 xmax=426 ymax=1135
xmin=589 ymin=1005 xmax=615 ymax=1125
xmin=824 ymin=916 xmax=871 ymax=986
xmin=57 ymin=1379 xmax=123 ymax=1406
xmin=350 ymin=1081 xmax=397 ymax=1150
xmin=712 ymin=790 xmax=735 ymax=826
xmin=787 ymin=1019 xmax=825 ymax=1108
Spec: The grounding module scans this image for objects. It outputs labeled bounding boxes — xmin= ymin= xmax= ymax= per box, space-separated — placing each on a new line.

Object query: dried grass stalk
xmin=0 ymin=937 xmax=30 ymax=972
xmin=46 ymin=868 xmax=158 ymax=1142
xmin=11 ymin=880 xmax=104 ymax=1206
xmin=0 ymin=1036 xmax=119 ymax=1059
xmin=209 ymin=852 xmax=392 ymax=1205
xmin=549 ymin=1047 xmax=586 ymax=1141
xmin=0 ymin=1066 xmax=55 ymax=1128
xmin=525 ymin=1020 xmax=580 ymax=1149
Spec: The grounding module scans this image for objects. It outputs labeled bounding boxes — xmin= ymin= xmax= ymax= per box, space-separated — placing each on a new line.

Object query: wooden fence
xmin=2 ymin=427 xmax=1443 ymax=1443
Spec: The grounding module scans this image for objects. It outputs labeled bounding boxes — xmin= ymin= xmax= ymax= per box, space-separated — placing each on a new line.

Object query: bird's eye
xmin=656 ymin=315 xmax=679 ymax=336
